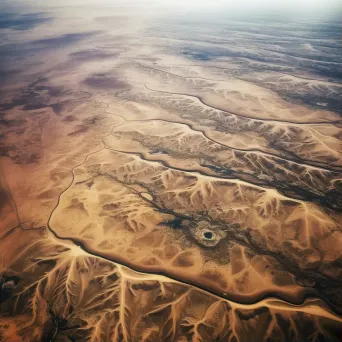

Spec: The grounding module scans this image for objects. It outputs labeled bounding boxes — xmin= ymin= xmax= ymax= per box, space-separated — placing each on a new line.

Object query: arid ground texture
xmin=0 ymin=2 xmax=342 ymax=341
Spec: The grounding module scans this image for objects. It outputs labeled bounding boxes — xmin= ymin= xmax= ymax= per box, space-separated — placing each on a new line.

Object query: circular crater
xmin=202 ymin=231 xmax=215 ymax=240
xmin=190 ymin=221 xmax=226 ymax=247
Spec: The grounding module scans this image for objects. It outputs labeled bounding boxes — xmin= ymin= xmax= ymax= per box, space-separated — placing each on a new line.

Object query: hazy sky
xmin=99 ymin=0 xmax=335 ymax=10
xmin=144 ymin=0 xmax=340 ymax=10
xmin=3 ymin=0 xmax=341 ymax=17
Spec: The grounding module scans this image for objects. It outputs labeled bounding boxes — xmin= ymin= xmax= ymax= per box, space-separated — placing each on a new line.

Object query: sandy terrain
xmin=0 ymin=3 xmax=341 ymax=341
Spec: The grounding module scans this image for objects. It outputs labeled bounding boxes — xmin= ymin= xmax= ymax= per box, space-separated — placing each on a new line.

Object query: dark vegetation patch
xmin=69 ymin=49 xmax=117 ymax=61
xmin=83 ymin=74 xmax=129 ymax=89
xmin=34 ymin=85 xmax=65 ymax=97
xmin=283 ymin=92 xmax=342 ymax=115
xmin=32 ymin=31 xmax=101 ymax=47
xmin=0 ymin=30 xmax=102 ymax=59
xmin=159 ymin=217 xmax=184 ymax=229
xmin=0 ymin=12 xmax=51 ymax=30
xmin=49 ymin=102 xmax=64 ymax=115
xmin=0 ymin=69 xmax=21 ymax=86
xmin=23 ymin=103 xmax=49 ymax=111
xmin=182 ymin=48 xmax=286 ymax=64
xmin=0 ymin=80 xmax=66 ymax=114
xmin=22 ymin=102 xmax=66 ymax=115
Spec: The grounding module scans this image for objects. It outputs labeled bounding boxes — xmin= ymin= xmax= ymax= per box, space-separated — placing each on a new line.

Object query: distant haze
xmin=3 ymin=0 xmax=341 ymax=16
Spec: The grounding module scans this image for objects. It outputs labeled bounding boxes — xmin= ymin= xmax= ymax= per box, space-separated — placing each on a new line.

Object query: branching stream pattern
xmin=1 ymin=8 xmax=342 ymax=342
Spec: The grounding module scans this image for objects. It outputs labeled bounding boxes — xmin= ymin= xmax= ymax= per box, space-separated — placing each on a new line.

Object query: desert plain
xmin=0 ymin=2 xmax=342 ymax=341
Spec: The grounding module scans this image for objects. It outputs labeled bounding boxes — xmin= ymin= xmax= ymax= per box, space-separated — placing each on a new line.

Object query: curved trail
xmin=138 ymin=62 xmax=342 ymax=87
xmin=141 ymin=83 xmax=342 ymax=126
xmin=137 ymin=63 xmax=233 ymax=84
xmin=44 ymin=141 xmax=342 ymax=315
xmin=102 ymin=147 xmax=342 ymax=211
xmin=106 ymin=147 xmax=282 ymax=190
xmin=89 ymin=105 xmax=341 ymax=204
xmin=44 ymin=141 xmax=342 ymax=317
xmin=136 ymin=63 xmax=342 ymax=125
xmin=101 ymin=106 xmax=341 ymax=211
xmin=11 ymin=110 xmax=333 ymax=319
xmin=108 ymin=115 xmax=341 ymax=173
xmin=4 ymin=91 xmax=341 ymax=324
xmin=47 ymin=225 xmax=342 ymax=318
xmin=197 ymin=61 xmax=342 ymax=84
xmin=114 ymin=82 xmax=342 ymax=171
